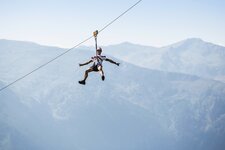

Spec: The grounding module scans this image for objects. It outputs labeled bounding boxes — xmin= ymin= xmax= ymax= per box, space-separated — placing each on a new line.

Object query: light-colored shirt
xmin=91 ymin=55 xmax=107 ymax=66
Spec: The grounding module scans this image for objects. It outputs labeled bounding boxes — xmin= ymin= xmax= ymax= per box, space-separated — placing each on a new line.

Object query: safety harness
xmin=93 ymin=30 xmax=99 ymax=56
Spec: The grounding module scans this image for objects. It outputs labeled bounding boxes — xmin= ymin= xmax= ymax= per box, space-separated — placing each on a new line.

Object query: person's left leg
xmin=98 ymin=65 xmax=105 ymax=81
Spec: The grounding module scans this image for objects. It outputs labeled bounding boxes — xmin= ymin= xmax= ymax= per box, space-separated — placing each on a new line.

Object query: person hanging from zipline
xmin=78 ymin=47 xmax=120 ymax=85
xmin=78 ymin=30 xmax=120 ymax=85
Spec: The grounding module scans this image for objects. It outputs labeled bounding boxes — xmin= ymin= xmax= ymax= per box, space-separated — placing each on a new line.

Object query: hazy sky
xmin=0 ymin=0 xmax=225 ymax=48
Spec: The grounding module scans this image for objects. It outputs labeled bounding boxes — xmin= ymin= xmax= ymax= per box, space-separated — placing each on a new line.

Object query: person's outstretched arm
xmin=105 ymin=58 xmax=120 ymax=66
xmin=79 ymin=60 xmax=93 ymax=67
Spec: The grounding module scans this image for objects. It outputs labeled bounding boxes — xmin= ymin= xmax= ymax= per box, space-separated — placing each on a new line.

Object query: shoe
xmin=78 ymin=80 xmax=86 ymax=85
xmin=101 ymin=75 xmax=105 ymax=81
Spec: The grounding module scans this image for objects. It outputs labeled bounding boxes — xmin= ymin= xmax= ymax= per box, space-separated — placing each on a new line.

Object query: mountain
xmin=0 ymin=82 xmax=41 ymax=150
xmin=0 ymin=39 xmax=225 ymax=150
xmin=103 ymin=38 xmax=225 ymax=82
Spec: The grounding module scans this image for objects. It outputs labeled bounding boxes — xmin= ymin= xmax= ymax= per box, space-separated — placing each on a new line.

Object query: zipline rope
xmin=0 ymin=0 xmax=143 ymax=92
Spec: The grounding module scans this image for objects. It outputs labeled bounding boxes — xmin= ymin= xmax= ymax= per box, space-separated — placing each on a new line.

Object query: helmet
xmin=97 ymin=47 xmax=102 ymax=51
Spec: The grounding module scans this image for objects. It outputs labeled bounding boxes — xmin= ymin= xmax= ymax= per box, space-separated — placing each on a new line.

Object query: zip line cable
xmin=0 ymin=36 xmax=93 ymax=92
xmin=0 ymin=0 xmax=143 ymax=92
xmin=98 ymin=0 xmax=142 ymax=34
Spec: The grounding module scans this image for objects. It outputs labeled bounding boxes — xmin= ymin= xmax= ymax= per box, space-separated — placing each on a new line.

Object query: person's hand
xmin=116 ymin=63 xmax=120 ymax=66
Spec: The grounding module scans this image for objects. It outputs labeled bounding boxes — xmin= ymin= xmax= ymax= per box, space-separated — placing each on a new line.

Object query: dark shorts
xmin=91 ymin=65 xmax=100 ymax=72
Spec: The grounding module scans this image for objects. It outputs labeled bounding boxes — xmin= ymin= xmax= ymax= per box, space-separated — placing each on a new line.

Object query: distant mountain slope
xmin=103 ymin=38 xmax=225 ymax=82
xmin=0 ymin=39 xmax=225 ymax=150
xmin=0 ymin=82 xmax=40 ymax=150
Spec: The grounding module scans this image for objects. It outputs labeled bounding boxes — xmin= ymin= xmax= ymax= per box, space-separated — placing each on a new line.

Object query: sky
xmin=0 ymin=0 xmax=225 ymax=48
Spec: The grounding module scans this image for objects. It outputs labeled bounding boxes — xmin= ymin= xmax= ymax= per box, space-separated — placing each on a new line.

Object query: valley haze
xmin=0 ymin=38 xmax=225 ymax=150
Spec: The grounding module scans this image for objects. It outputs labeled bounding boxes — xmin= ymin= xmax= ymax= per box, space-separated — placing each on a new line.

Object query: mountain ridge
xmin=0 ymin=39 xmax=225 ymax=150
xmin=102 ymin=38 xmax=225 ymax=83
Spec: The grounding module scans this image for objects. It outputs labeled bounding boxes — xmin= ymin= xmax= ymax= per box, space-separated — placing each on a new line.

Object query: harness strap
xmin=93 ymin=30 xmax=98 ymax=56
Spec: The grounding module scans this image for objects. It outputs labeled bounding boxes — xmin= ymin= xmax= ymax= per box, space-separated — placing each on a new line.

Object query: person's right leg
xmin=79 ymin=68 xmax=93 ymax=85
xmin=84 ymin=68 xmax=93 ymax=81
